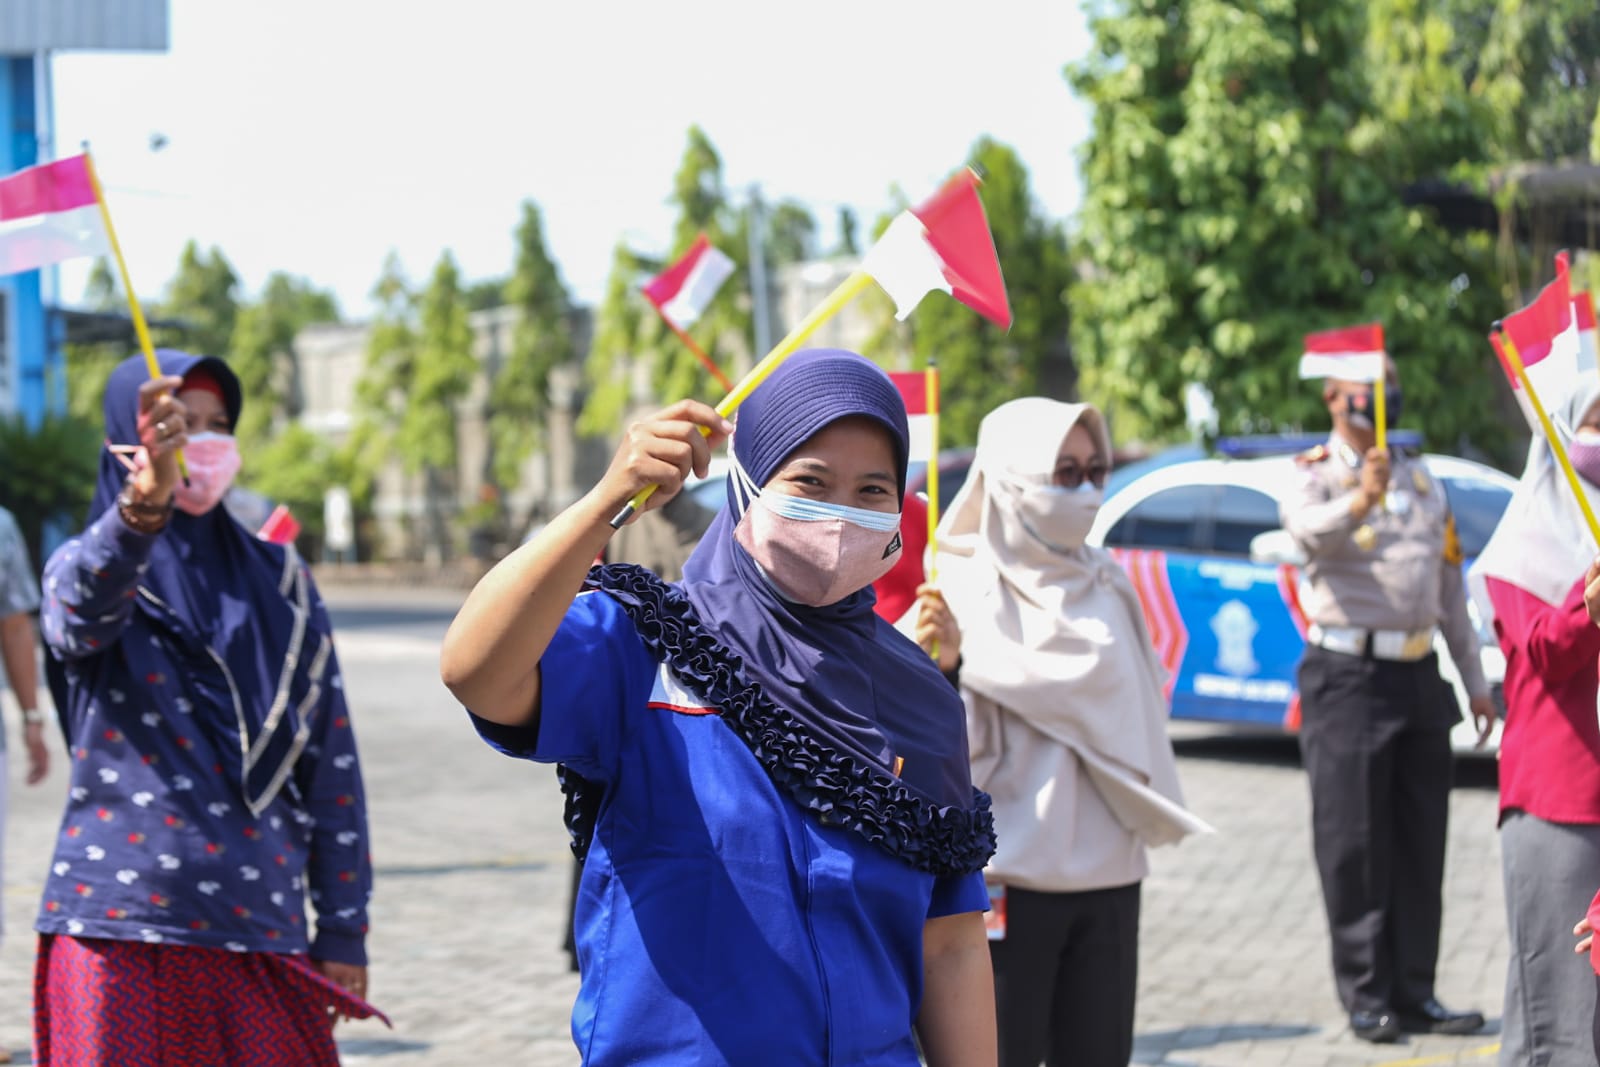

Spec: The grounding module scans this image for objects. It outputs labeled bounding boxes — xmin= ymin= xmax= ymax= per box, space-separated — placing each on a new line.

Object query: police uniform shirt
xmin=1279 ymin=436 xmax=1488 ymax=698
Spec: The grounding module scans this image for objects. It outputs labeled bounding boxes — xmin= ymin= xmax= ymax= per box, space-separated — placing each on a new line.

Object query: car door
xmin=1106 ymin=482 xmax=1301 ymax=727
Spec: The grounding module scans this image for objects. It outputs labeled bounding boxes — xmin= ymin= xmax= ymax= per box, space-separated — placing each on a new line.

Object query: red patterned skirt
xmin=34 ymin=934 xmax=387 ymax=1067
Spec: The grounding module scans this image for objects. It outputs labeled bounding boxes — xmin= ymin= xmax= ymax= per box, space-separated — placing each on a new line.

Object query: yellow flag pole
xmin=81 ymin=148 xmax=190 ymax=484
xmin=924 ymin=361 xmax=941 ymax=663
xmin=1373 ymin=362 xmax=1387 ymax=454
xmin=1499 ymin=325 xmax=1600 ymax=547
xmin=608 ymin=270 xmax=875 ymax=528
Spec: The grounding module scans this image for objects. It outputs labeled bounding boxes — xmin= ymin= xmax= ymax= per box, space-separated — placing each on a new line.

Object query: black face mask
xmin=1344 ymin=385 xmax=1403 ymax=431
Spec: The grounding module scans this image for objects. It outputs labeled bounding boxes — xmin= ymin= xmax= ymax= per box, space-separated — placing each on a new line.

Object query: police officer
xmin=1281 ymin=358 xmax=1496 ymax=1044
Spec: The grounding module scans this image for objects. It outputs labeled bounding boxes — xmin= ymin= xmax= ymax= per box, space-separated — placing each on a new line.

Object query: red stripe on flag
xmin=641 ymin=233 xmax=712 ymax=310
xmin=0 ymin=155 xmax=97 ymax=220
xmin=1577 ymin=291 xmax=1597 ymax=332
xmin=1303 ymin=323 xmax=1384 ymax=355
xmin=1502 ymin=254 xmax=1573 ymax=368
xmin=909 ymin=170 xmax=1012 ymax=330
xmin=888 ymin=371 xmax=929 ymax=415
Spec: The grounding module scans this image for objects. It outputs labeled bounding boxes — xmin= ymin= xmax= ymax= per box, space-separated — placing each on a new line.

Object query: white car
xmin=1086 ymin=440 xmax=1515 ymax=753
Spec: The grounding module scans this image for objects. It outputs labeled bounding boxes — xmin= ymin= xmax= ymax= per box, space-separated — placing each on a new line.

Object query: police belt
xmin=1306 ymin=623 xmax=1436 ymax=662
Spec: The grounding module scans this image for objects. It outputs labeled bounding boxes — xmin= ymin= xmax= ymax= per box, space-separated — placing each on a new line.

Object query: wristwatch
xmin=116 ymin=472 xmax=175 ymax=533
xmin=21 ymin=708 xmax=44 ymax=725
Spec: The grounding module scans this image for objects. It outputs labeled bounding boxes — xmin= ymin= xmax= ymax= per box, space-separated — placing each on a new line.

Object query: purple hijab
xmin=47 ymin=351 xmax=326 ymax=816
xmin=677 ymin=349 xmax=975 ymax=811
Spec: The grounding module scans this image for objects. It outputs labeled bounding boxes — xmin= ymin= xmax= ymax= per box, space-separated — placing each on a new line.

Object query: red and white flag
xmin=888 ymin=371 xmax=936 ymax=464
xmin=1575 ymin=289 xmax=1598 ymax=380
xmin=1499 ymin=251 xmax=1582 ymax=416
xmin=1299 ymin=323 xmax=1386 ymax=382
xmin=861 ymin=169 xmax=1011 ymax=330
xmin=0 ymin=154 xmax=108 ymax=276
xmin=641 ymin=233 xmax=735 ymax=330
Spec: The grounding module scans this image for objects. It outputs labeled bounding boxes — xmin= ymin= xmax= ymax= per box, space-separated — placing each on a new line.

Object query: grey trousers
xmin=1500 ymin=811 xmax=1600 ymax=1067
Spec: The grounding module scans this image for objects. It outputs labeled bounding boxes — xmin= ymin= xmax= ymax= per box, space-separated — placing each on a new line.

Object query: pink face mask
xmin=732 ymin=476 xmax=903 ymax=607
xmin=112 ymin=433 xmax=241 ymax=517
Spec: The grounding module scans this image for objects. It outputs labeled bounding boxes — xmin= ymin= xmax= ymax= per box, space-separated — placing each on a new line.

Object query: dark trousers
xmin=989 ymin=882 xmax=1141 ymax=1067
xmin=1296 ymin=646 xmax=1456 ymax=1014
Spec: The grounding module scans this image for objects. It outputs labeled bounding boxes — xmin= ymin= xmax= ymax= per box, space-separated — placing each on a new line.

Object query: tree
xmin=228 ymin=273 xmax=340 ymax=447
xmin=764 ymin=200 xmax=818 ymax=265
xmin=352 ymin=253 xmax=420 ymax=553
xmin=1466 ymin=0 xmax=1600 ymax=164
xmin=835 ymin=206 xmax=861 ymax=257
xmin=159 ymin=241 xmax=239 ymax=358
xmin=403 ymin=251 xmax=478 ymax=561
xmin=1067 ymin=0 xmax=1512 ymax=460
xmin=64 ymin=258 xmax=130 ymax=422
xmin=578 ymin=242 xmax=649 ymax=437
xmin=490 ymin=201 xmax=576 ymax=520
xmin=861 ymin=140 xmax=1075 ymax=447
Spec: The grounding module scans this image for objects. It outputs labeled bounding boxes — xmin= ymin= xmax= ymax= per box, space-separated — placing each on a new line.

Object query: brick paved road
xmin=0 ymin=585 xmax=1521 ymax=1065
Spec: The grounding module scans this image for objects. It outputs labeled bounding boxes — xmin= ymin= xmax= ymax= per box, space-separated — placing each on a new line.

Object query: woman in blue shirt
xmin=443 ymin=349 xmax=997 ymax=1066
xmin=36 ymin=352 xmax=381 ymax=1066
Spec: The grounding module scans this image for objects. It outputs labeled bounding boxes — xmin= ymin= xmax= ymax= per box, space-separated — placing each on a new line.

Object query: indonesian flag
xmin=860 ymin=169 xmax=1011 ymax=329
xmin=1576 ymin=289 xmax=1598 ymax=380
xmin=0 ymin=154 xmax=108 ymax=275
xmin=641 ymin=233 xmax=735 ymax=330
xmin=1299 ymin=323 xmax=1386 ymax=382
xmin=1489 ymin=332 xmax=1538 ymax=430
xmin=888 ymin=371 xmax=936 ymax=463
xmin=1499 ymin=251 xmax=1582 ymax=415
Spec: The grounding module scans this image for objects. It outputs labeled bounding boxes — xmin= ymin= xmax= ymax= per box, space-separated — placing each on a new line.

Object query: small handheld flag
xmin=1301 ymin=322 xmax=1389 ymax=449
xmin=1493 ymin=250 xmax=1600 ymax=549
xmin=608 ymin=168 xmax=1010 ymax=529
xmin=1576 ymin=290 xmax=1597 ymax=381
xmin=0 ymin=150 xmax=189 ymax=483
xmin=642 ymin=234 xmax=736 ymax=391
xmin=890 ymin=366 xmax=942 ymax=661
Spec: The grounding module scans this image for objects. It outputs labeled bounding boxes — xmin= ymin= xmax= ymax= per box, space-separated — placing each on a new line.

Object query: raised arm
xmin=440 ymin=400 xmax=731 ymax=728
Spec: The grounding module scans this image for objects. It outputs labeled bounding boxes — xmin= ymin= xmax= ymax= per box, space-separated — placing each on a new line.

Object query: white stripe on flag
xmin=1526 ymin=319 xmax=1583 ymax=407
xmin=0 ymin=203 xmax=107 ymax=275
xmin=905 ymin=413 xmax=934 ymax=465
xmin=1578 ymin=327 xmax=1598 ymax=380
xmin=1297 ymin=351 xmax=1385 ymax=382
xmin=861 ymin=211 xmax=951 ymax=320
xmin=660 ymin=245 xmax=735 ymax=329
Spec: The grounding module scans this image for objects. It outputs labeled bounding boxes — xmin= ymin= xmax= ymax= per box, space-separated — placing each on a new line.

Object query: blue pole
xmin=0 ymin=54 xmax=48 ymax=430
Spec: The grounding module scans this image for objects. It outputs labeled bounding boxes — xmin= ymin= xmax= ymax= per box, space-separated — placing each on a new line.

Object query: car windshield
xmin=1440 ymin=476 xmax=1512 ymax=558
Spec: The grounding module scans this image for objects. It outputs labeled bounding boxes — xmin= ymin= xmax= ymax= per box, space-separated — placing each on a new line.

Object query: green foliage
xmin=463 ymin=277 xmax=508 ymax=311
xmin=404 ymin=252 xmax=476 ymax=475
xmin=227 ymin=273 xmax=340 ymax=448
xmin=862 ymin=139 xmax=1075 ymax=447
xmin=241 ymin=422 xmax=349 ymax=548
xmin=0 ymin=413 xmax=102 ymax=572
xmin=1067 ymin=0 xmax=1513 ymax=460
xmin=764 ymin=200 xmax=818 ymax=264
xmin=490 ymin=201 xmax=576 ymax=489
xmin=1468 ymin=0 xmax=1600 ymax=163
xmin=158 ymin=241 xmax=239 ymax=358
xmin=578 ymin=242 xmax=647 ymax=437
xmin=835 ymin=206 xmax=861 ymax=256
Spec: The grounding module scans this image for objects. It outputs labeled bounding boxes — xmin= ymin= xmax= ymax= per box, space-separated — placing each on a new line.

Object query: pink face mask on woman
xmin=112 ymin=432 xmax=242 ymax=517
xmin=730 ymin=459 xmax=902 ymax=607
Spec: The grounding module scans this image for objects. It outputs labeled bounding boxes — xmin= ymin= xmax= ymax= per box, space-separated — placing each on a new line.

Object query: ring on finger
xmin=156 ymin=420 xmax=167 ymax=436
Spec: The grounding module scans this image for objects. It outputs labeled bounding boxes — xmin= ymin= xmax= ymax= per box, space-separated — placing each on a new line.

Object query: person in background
xmin=1282 ymin=357 xmax=1494 ymax=1043
xmin=936 ymin=397 xmax=1206 ymax=1067
xmin=442 ymin=349 xmax=997 ymax=1066
xmin=35 ymin=352 xmax=383 ymax=1066
xmin=1470 ymin=380 xmax=1600 ymax=1066
xmin=0 ymin=506 xmax=51 ymax=1065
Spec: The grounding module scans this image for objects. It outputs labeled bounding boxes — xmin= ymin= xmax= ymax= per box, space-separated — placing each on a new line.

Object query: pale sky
xmin=50 ymin=0 xmax=1091 ymax=318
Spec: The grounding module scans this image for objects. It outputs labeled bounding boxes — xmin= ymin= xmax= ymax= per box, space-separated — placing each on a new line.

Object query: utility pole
xmin=746 ymin=183 xmax=773 ymax=363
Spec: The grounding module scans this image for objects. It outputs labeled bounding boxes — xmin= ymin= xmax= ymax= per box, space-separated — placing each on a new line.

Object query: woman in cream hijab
xmin=936 ymin=397 xmax=1208 ymax=1067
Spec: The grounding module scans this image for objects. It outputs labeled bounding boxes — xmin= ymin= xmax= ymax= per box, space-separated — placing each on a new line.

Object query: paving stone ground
xmin=0 ymin=585 xmax=1521 ymax=1065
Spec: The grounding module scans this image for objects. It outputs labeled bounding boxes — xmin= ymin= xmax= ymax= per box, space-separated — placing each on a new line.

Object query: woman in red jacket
xmin=1471 ymin=380 xmax=1600 ymax=1066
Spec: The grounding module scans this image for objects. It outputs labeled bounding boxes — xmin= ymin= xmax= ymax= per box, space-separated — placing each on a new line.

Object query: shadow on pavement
xmin=337 ymin=1037 xmax=433 ymax=1058
xmin=1133 ymin=1022 xmax=1319 ymax=1063
xmin=373 ymin=858 xmax=550 ymax=879
xmin=1169 ymin=731 xmax=1499 ymax=792
xmin=326 ymin=605 xmax=463 ymax=631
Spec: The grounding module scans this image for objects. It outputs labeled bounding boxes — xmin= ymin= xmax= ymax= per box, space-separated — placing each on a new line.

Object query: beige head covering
xmin=1470 ymin=380 xmax=1600 ymax=620
xmin=936 ymin=397 xmax=1208 ymax=847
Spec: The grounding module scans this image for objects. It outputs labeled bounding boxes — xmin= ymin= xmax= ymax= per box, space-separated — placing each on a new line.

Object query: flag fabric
xmin=888 ymin=371 xmax=936 ymax=463
xmin=1576 ymin=289 xmax=1598 ymax=380
xmin=1489 ymin=332 xmax=1538 ymax=430
xmin=641 ymin=233 xmax=735 ymax=330
xmin=1299 ymin=323 xmax=1387 ymax=382
xmin=860 ymin=169 xmax=1011 ymax=329
xmin=0 ymin=154 xmax=108 ymax=275
xmin=258 ymin=505 xmax=302 ymax=546
xmin=1499 ymin=251 xmax=1582 ymax=413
